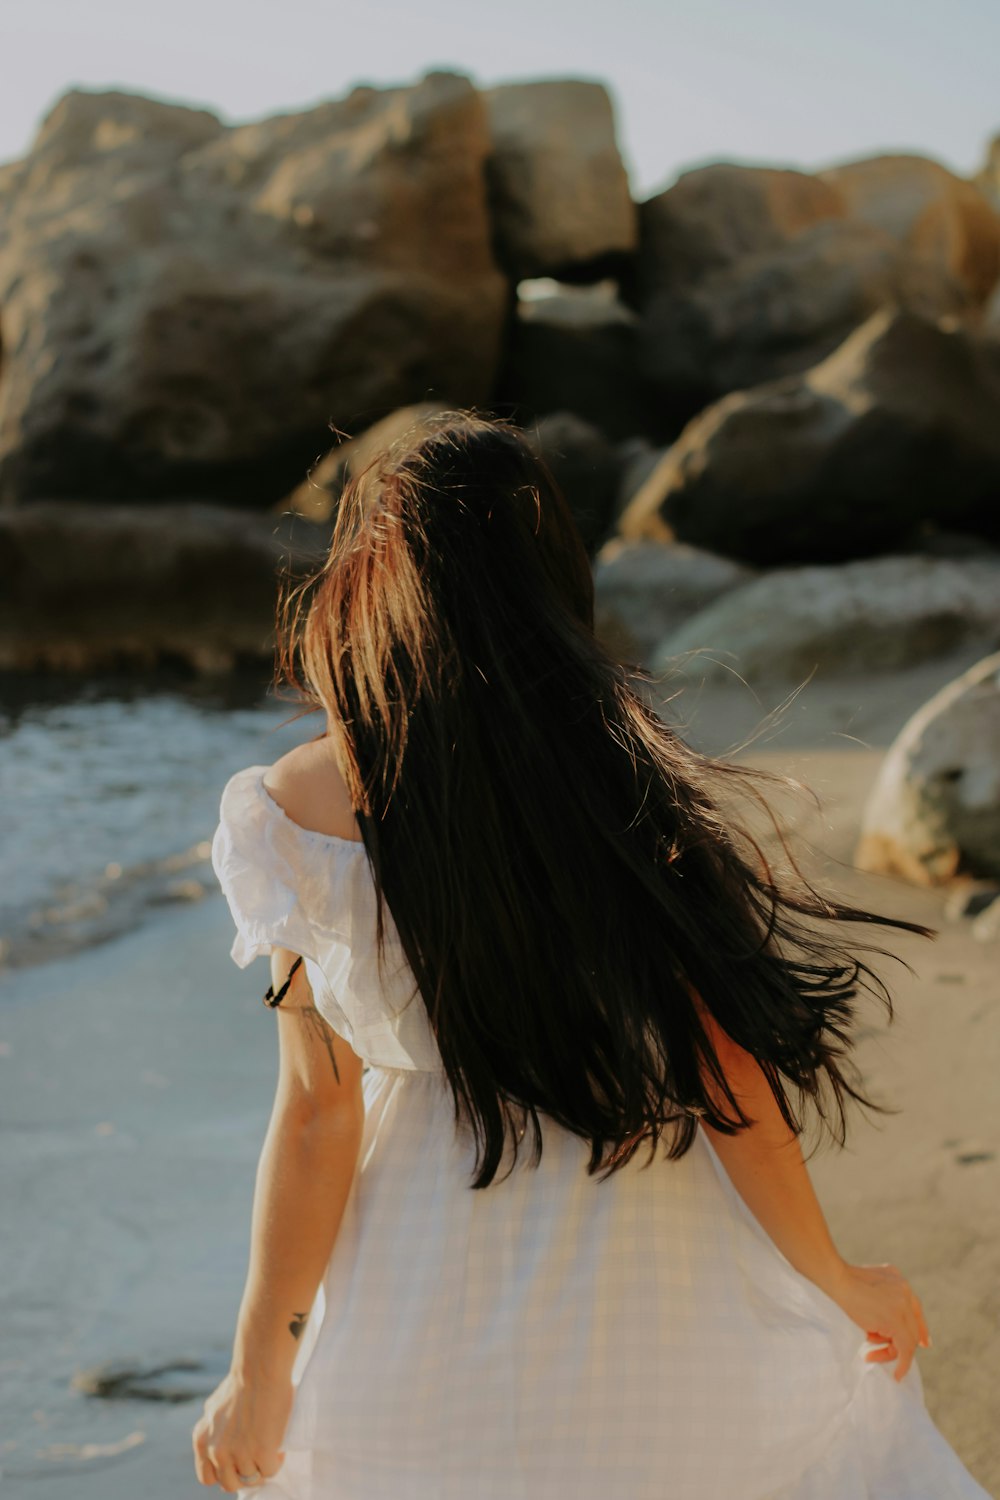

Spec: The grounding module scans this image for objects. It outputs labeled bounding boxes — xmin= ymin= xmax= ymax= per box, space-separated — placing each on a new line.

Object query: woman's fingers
xmin=895 ymin=1341 xmax=915 ymax=1381
xmin=256 ymin=1448 xmax=285 ymax=1480
xmin=207 ymin=1446 xmax=243 ymax=1495
xmin=192 ymin=1422 xmax=218 ymax=1487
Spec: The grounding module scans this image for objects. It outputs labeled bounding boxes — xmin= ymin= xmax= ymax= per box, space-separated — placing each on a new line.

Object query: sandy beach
xmin=1 ymin=647 xmax=997 ymax=1497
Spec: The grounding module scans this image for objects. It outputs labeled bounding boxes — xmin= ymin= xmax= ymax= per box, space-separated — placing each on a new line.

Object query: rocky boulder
xmin=650 ymin=554 xmax=1000 ymax=686
xmin=631 ymin=164 xmax=846 ymax=294
xmin=281 ymin=402 xmax=449 ymax=523
xmin=483 ymin=81 xmax=636 ymax=281
xmin=619 ymin=308 xmax=1000 ymax=565
xmin=628 ymin=163 xmax=969 ymax=411
xmin=0 ymin=501 xmax=329 ymax=673
xmin=593 ymin=538 xmax=753 ymax=664
xmin=0 ymin=77 xmax=507 ymax=505
xmin=821 ymin=154 xmax=1000 ymax=304
xmin=856 ymin=652 xmax=1000 ymax=884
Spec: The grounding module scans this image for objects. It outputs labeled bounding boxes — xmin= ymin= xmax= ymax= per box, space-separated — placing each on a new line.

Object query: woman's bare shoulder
xmin=262 ymin=734 xmax=362 ymax=843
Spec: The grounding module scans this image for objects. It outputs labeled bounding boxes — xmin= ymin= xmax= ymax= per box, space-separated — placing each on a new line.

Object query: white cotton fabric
xmin=211 ymin=763 xmax=991 ymax=1500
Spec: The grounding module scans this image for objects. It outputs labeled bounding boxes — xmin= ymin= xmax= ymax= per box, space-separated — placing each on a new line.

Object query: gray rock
xmin=650 ymin=555 xmax=1000 ymax=686
xmin=483 ymin=80 xmax=636 ymax=281
xmin=619 ymin=308 xmax=1000 ymax=565
xmin=593 ymin=538 xmax=753 ymax=664
xmin=636 ymin=220 xmax=967 ymax=408
xmin=0 ymin=78 xmax=506 ymax=505
xmin=0 ymin=500 xmax=329 ymax=673
xmin=855 ymin=652 xmax=1000 ymax=884
xmin=73 ymin=1349 xmax=229 ymax=1403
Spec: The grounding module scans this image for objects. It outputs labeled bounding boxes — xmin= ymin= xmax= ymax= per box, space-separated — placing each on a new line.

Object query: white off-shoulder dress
xmin=210 ymin=763 xmax=991 ymax=1500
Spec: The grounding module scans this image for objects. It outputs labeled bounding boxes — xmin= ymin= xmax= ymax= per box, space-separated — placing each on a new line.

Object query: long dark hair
xmin=274 ymin=409 xmax=933 ymax=1189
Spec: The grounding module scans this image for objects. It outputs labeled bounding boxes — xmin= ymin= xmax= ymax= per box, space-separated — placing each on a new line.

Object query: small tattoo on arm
xmin=299 ymin=1003 xmax=342 ymax=1084
xmin=289 ymin=1311 xmax=309 ymax=1340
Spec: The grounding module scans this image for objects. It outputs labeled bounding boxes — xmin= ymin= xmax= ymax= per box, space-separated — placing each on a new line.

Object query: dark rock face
xmin=630 ymin=164 xmax=846 ymax=301
xmin=619 ymin=309 xmax=1000 ymax=565
xmin=0 ymin=78 xmax=507 ymax=505
xmin=0 ymin=500 xmax=329 ymax=673
xmin=627 ymin=161 xmax=989 ymax=415
xmin=494 ymin=283 xmax=657 ymax=442
xmin=483 ymin=81 xmax=636 ymax=282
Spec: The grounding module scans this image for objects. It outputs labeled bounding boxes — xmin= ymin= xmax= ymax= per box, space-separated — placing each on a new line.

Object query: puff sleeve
xmin=210 ymin=765 xmax=325 ymax=969
xmin=210 ymin=763 xmax=443 ymax=1071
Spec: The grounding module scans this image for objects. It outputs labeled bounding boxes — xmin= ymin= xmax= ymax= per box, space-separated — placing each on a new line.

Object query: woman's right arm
xmin=693 ymin=996 xmax=931 ymax=1381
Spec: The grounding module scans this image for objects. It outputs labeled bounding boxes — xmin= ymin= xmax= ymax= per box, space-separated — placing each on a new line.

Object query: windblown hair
xmin=274 ymin=409 xmax=933 ymax=1189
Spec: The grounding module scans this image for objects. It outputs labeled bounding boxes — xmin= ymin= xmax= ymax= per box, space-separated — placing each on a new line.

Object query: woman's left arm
xmin=193 ymin=949 xmax=365 ymax=1494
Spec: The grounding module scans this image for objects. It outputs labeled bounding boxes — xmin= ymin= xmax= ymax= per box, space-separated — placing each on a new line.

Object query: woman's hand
xmin=826 ymin=1261 xmax=931 ymax=1381
xmin=192 ymin=1368 xmax=292 ymax=1492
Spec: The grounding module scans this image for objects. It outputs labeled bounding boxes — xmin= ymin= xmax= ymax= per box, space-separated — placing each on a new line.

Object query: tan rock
xmin=484 ymin=80 xmax=636 ymax=280
xmin=822 ymin=153 xmax=1000 ymax=304
xmin=0 ymin=77 xmax=506 ymax=505
xmin=280 ymin=402 xmax=449 ymax=523
xmin=856 ymin=652 xmax=1000 ymax=884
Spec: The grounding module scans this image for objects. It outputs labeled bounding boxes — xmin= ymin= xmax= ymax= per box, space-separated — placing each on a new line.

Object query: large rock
xmin=281 ymin=401 xmax=449 ymax=522
xmin=821 ymin=154 xmax=1000 ymax=304
xmin=0 ymin=501 xmax=329 ymax=673
xmin=0 ymin=78 xmax=507 ymax=505
xmin=483 ymin=80 xmax=636 ymax=281
xmin=593 ymin=538 xmax=753 ymax=664
xmin=631 ymin=164 xmax=846 ymax=300
xmin=650 ymin=554 xmax=1000 ymax=686
xmin=494 ymin=281 xmax=657 ymax=440
xmin=619 ymin=308 xmax=1000 ymax=565
xmin=856 ymin=652 xmax=1000 ymax=884
xmin=628 ymin=163 xmax=969 ymax=411
xmin=637 ymin=220 xmax=966 ymax=408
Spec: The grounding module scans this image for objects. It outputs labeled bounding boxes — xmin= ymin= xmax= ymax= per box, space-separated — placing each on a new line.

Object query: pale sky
xmin=2 ymin=0 xmax=998 ymax=198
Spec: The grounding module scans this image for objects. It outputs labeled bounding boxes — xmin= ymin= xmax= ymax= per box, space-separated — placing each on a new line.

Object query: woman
xmin=195 ymin=410 xmax=990 ymax=1498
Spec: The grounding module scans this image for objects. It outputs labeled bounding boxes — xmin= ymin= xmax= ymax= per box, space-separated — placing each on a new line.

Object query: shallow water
xmin=0 ymin=669 xmax=325 ymax=973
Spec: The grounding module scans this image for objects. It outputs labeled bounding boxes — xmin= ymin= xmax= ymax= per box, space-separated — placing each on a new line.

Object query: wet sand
xmin=1 ymin=646 xmax=997 ymax=1496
